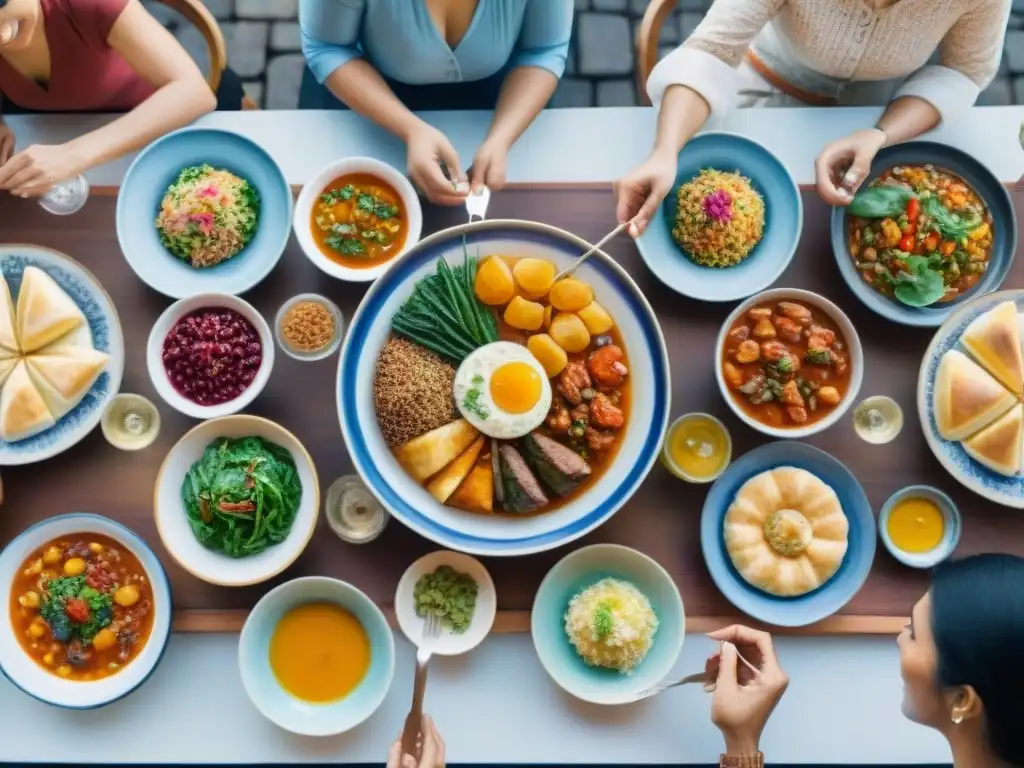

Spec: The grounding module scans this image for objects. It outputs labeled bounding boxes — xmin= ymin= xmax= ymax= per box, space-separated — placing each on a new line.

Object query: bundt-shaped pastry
xmin=723 ymin=466 xmax=849 ymax=597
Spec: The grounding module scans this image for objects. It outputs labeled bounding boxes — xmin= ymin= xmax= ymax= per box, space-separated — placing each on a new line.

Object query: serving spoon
xmin=553 ymin=220 xmax=632 ymax=282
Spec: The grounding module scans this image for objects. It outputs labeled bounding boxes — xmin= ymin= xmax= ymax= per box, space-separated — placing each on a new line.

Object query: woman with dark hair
xmin=0 ymin=0 xmax=237 ymax=198
xmin=709 ymin=554 xmax=1024 ymax=767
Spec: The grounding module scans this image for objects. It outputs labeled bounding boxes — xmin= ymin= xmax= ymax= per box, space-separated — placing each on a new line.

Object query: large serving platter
xmin=918 ymin=289 xmax=1024 ymax=508
xmin=0 ymin=244 xmax=124 ymax=466
xmin=338 ymin=219 xmax=671 ymax=557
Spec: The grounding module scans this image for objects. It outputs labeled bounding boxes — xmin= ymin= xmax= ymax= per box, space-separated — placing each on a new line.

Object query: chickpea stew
xmin=9 ymin=534 xmax=154 ymax=681
xmin=311 ymin=173 xmax=407 ymax=269
xmin=847 ymin=165 xmax=993 ymax=307
xmin=721 ymin=300 xmax=852 ymax=428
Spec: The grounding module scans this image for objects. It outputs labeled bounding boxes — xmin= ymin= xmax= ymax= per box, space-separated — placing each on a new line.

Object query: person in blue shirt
xmin=299 ymin=0 xmax=573 ymax=205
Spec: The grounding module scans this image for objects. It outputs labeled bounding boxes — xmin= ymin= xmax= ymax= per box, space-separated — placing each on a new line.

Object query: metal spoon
xmin=554 ymin=220 xmax=631 ymax=281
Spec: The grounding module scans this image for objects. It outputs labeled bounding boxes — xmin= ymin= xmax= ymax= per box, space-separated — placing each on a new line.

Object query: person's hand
xmin=0 ymin=122 xmax=15 ymax=168
xmin=0 ymin=143 xmax=85 ymax=198
xmin=708 ymin=625 xmax=789 ymax=755
xmin=406 ymin=122 xmax=469 ymax=206
xmin=387 ymin=714 xmax=446 ymax=768
xmin=613 ymin=147 xmax=677 ymax=237
xmin=814 ymin=128 xmax=887 ymax=206
xmin=469 ymin=138 xmax=509 ymax=192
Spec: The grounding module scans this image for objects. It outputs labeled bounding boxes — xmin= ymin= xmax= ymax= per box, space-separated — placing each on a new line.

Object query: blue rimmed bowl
xmin=337 ymin=220 xmax=671 ymax=557
xmin=117 ymin=127 xmax=293 ymax=299
xmin=918 ymin=289 xmax=1024 ymax=508
xmin=830 ymin=141 xmax=1015 ymax=327
xmin=700 ymin=441 xmax=876 ymax=627
xmin=238 ymin=576 xmax=395 ymax=736
xmin=635 ymin=131 xmax=802 ymax=302
xmin=0 ymin=513 xmax=172 ymax=709
xmin=531 ymin=544 xmax=685 ymax=705
xmin=0 ymin=244 xmax=124 ymax=465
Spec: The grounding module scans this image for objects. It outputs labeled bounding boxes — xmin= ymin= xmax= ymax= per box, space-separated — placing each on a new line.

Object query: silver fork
xmin=400 ymin=612 xmax=443 ymax=758
xmin=628 ymin=671 xmax=710 ymax=703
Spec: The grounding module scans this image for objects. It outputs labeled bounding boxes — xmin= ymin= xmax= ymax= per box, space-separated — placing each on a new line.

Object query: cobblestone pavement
xmin=148 ymin=0 xmax=1024 ymax=109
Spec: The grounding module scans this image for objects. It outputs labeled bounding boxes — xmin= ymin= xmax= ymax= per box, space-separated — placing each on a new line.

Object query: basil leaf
xmin=921 ymin=196 xmax=981 ymax=242
xmin=891 ymin=255 xmax=946 ymax=307
xmin=848 ymin=186 xmax=916 ymax=218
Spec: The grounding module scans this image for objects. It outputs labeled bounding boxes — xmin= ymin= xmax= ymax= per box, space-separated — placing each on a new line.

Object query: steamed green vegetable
xmin=847 ymin=185 xmax=916 ymax=218
xmin=181 ymin=436 xmax=303 ymax=558
xmin=413 ymin=565 xmax=478 ymax=633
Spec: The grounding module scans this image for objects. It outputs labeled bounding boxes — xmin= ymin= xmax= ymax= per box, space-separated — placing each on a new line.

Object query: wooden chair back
xmin=635 ymin=0 xmax=679 ymax=106
xmin=154 ymin=0 xmax=259 ymax=109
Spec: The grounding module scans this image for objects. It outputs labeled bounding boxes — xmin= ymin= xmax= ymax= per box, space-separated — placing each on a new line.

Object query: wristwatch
xmin=719 ymin=753 xmax=765 ymax=768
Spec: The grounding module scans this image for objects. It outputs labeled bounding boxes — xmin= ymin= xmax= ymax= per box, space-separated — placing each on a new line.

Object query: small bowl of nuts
xmin=275 ymin=293 xmax=344 ymax=362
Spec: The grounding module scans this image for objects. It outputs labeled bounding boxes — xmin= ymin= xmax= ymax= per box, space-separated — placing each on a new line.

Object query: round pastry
xmin=723 ymin=466 xmax=849 ymax=597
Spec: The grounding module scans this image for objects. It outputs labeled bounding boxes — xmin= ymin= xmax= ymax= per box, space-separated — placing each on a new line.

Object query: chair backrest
xmin=153 ymin=0 xmax=228 ymax=92
xmin=635 ymin=0 xmax=679 ymax=106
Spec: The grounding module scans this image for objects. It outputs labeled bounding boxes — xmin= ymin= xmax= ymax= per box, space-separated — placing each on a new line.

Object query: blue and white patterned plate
xmin=917 ymin=289 xmax=1024 ymax=508
xmin=0 ymin=245 xmax=124 ymax=465
xmin=338 ymin=220 xmax=671 ymax=557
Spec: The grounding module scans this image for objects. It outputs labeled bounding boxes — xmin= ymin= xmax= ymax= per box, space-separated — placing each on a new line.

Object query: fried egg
xmin=453 ymin=341 xmax=552 ymax=439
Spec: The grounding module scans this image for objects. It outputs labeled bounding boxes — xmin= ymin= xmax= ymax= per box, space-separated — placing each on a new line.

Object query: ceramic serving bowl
xmin=635 ymin=131 xmax=802 ymax=302
xmin=395 ymin=550 xmax=497 ymax=656
xmin=293 ymin=156 xmax=423 ymax=283
xmin=715 ymin=288 xmax=864 ymax=440
xmin=117 ymin=126 xmax=292 ymax=299
xmin=0 ymin=513 xmax=172 ymax=709
xmin=917 ymin=289 xmax=1024 ymax=508
xmin=830 ymin=141 xmax=1015 ymax=328
xmin=239 ymin=576 xmax=395 ymax=736
xmin=531 ymin=544 xmax=684 ymax=706
xmin=146 ymin=292 xmax=275 ymax=420
xmin=700 ymin=441 xmax=876 ymax=628
xmin=153 ymin=415 xmax=320 ymax=587
xmin=879 ymin=485 xmax=961 ymax=569
xmin=337 ymin=219 xmax=671 ymax=557
xmin=0 ymin=244 xmax=124 ymax=466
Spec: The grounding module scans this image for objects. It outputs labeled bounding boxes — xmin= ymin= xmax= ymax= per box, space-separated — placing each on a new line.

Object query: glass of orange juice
xmin=661 ymin=413 xmax=732 ymax=484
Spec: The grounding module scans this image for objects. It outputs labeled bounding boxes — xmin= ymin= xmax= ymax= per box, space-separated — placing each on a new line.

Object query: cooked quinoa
xmin=374 ymin=337 xmax=457 ymax=448
xmin=156 ymin=164 xmax=259 ymax=268
xmin=671 ymin=168 xmax=765 ymax=268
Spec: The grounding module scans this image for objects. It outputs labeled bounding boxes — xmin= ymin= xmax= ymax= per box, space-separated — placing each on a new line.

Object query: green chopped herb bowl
xmin=395 ymin=550 xmax=496 ymax=656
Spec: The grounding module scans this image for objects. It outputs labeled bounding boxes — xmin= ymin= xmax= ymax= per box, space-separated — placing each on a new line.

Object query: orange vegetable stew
xmin=10 ymin=533 xmax=154 ymax=681
xmin=721 ymin=300 xmax=852 ymax=428
xmin=311 ymin=173 xmax=407 ymax=269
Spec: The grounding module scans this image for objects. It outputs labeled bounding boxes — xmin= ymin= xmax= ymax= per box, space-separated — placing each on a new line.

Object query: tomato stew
xmin=721 ymin=300 xmax=852 ymax=429
xmin=311 ymin=173 xmax=408 ymax=270
xmin=9 ymin=533 xmax=155 ymax=681
xmin=847 ymin=165 xmax=992 ymax=305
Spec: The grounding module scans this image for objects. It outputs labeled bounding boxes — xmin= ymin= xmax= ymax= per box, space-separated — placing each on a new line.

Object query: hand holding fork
xmin=399 ymin=612 xmax=443 ymax=762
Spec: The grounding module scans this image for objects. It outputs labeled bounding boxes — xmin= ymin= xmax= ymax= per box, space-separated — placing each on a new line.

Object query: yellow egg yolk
xmin=490 ymin=361 xmax=542 ymax=414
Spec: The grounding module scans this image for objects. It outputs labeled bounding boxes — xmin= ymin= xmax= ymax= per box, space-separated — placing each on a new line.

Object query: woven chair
xmin=635 ymin=0 xmax=679 ymax=106
xmin=156 ymin=0 xmax=259 ymax=110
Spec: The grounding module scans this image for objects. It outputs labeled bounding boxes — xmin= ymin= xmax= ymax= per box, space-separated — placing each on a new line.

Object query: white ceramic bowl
xmin=239 ymin=576 xmax=395 ymax=736
xmin=395 ymin=550 xmax=497 ymax=656
xmin=337 ymin=220 xmax=671 ymax=557
xmin=293 ymin=157 xmax=423 ymax=283
xmin=879 ymin=485 xmax=962 ymax=569
xmin=715 ymin=288 xmax=864 ymax=439
xmin=0 ymin=513 xmax=172 ymax=709
xmin=147 ymin=292 xmax=275 ymax=420
xmin=153 ymin=415 xmax=320 ymax=586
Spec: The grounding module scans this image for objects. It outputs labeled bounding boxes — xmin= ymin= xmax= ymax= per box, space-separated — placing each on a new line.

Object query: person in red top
xmin=0 ymin=0 xmax=242 ymax=198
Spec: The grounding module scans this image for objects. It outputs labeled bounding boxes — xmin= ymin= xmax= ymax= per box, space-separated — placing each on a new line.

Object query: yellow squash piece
xmin=549 ymin=278 xmax=595 ymax=312
xmin=448 ymin=461 xmax=494 ymax=514
xmin=426 ymin=436 xmax=486 ymax=503
xmin=504 ymin=296 xmax=545 ymax=331
xmin=549 ymin=312 xmax=591 ymax=354
xmin=395 ymin=419 xmax=480 ymax=483
xmin=527 ymin=333 xmax=568 ymax=377
xmin=474 ymin=256 xmax=516 ymax=306
xmin=577 ymin=301 xmax=614 ymax=335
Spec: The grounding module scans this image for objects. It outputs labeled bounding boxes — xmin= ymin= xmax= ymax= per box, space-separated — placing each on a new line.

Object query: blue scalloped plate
xmin=700 ymin=441 xmax=876 ymax=628
xmin=635 ymin=131 xmax=802 ymax=302
xmin=0 ymin=244 xmax=124 ymax=465
xmin=917 ymin=289 xmax=1024 ymax=508
xmin=830 ymin=142 xmax=1016 ymax=327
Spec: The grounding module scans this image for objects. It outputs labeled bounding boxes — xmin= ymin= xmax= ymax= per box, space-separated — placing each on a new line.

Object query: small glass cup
xmin=101 ymin=393 xmax=161 ymax=451
xmin=39 ymin=174 xmax=90 ymax=216
xmin=852 ymin=395 xmax=904 ymax=445
xmin=325 ymin=474 xmax=389 ymax=544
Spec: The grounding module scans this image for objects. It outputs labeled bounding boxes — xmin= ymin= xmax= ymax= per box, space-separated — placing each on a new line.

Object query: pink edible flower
xmin=197 ymin=184 xmax=219 ymax=199
xmin=702 ymin=189 xmax=733 ymax=222
xmin=189 ymin=212 xmax=214 ymax=234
